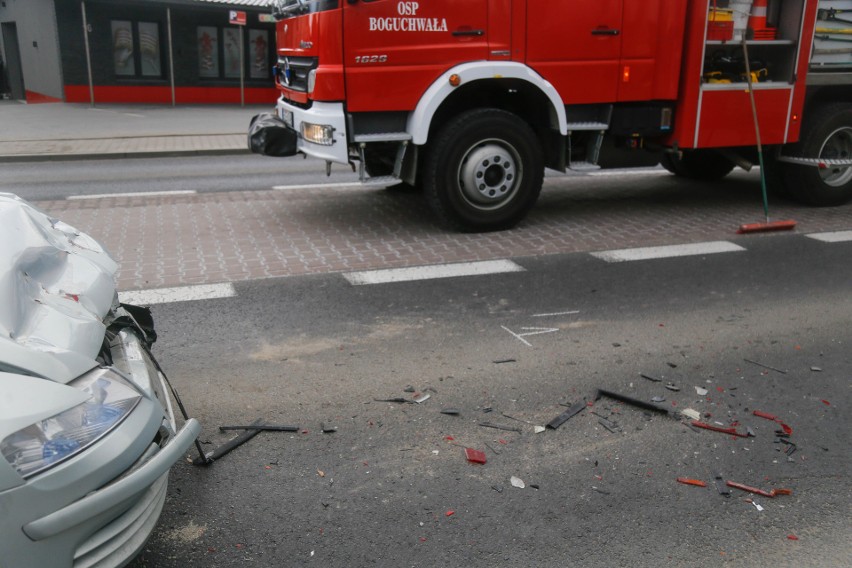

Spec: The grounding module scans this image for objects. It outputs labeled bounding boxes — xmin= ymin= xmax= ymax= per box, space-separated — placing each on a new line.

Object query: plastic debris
xmin=374 ymin=397 xmax=409 ymax=403
xmin=592 ymin=486 xmax=610 ymax=495
xmin=714 ymin=473 xmax=731 ymax=497
xmin=641 ymin=373 xmax=662 ymax=382
xmin=403 ymin=385 xmax=416 ymax=393
xmin=598 ymin=417 xmax=621 ymax=433
xmin=692 ymin=421 xmax=749 ymax=437
xmin=695 ymin=386 xmax=708 ymax=396
xmin=464 ymin=448 xmax=487 ymax=464
xmin=546 ymin=399 xmax=587 ymax=429
xmin=677 ymin=477 xmax=707 ymax=487
xmin=651 ymin=396 xmax=666 ymax=403
xmin=510 ymin=476 xmax=525 ymax=489
xmin=195 ymin=418 xmax=266 ymax=465
xmin=664 ymin=382 xmax=681 ymax=392
xmin=726 ymin=480 xmax=793 ymax=498
xmin=743 ymin=358 xmax=787 ymax=374
xmin=787 ymin=534 xmax=799 ymax=541
xmin=492 ymin=485 xmax=503 ymax=493
xmin=493 ymin=358 xmax=516 ymax=364
xmin=321 ymin=423 xmax=338 ymax=433
xmin=219 ymin=424 xmax=300 ymax=432
xmin=752 ymin=501 xmax=764 ymax=512
xmin=441 ymin=408 xmax=460 ymax=415
xmin=414 ymin=393 xmax=431 ymax=404
xmin=811 ymin=366 xmax=822 ymax=372
xmin=681 ymin=408 xmax=701 ymax=421
xmin=534 ymin=425 xmax=546 ymax=434
xmin=445 ymin=510 xmax=455 ymax=517
xmin=480 ymin=421 xmax=522 ymax=433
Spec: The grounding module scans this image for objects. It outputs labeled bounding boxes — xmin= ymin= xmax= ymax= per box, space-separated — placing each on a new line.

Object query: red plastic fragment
xmin=445 ymin=436 xmax=455 ymax=441
xmin=779 ymin=423 xmax=793 ymax=435
xmin=677 ymin=477 xmax=707 ymax=487
xmin=464 ymin=448 xmax=487 ymax=464
xmin=445 ymin=510 xmax=455 ymax=517
xmin=726 ymin=480 xmax=793 ymax=498
xmin=691 ymin=421 xmax=748 ymax=437
xmin=821 ymin=399 xmax=831 ymax=406
xmin=787 ymin=534 xmax=799 ymax=541
xmin=753 ymin=410 xmax=778 ymax=420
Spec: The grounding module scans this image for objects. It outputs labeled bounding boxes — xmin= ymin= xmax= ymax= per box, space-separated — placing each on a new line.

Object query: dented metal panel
xmin=0 ymin=193 xmax=118 ymax=383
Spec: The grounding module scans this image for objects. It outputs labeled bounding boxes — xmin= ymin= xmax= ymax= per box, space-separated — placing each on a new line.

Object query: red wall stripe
xmin=63 ymin=85 xmax=278 ymax=105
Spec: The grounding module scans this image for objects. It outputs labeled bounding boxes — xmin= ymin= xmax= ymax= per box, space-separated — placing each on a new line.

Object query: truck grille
xmin=276 ymin=56 xmax=318 ymax=92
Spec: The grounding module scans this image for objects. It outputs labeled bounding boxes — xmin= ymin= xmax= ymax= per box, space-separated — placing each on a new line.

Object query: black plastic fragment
xmin=640 ymin=373 xmax=662 ymax=382
xmin=219 ymin=424 xmax=299 ymax=432
xmin=441 ymin=408 xmax=461 ymax=416
xmin=546 ymin=399 xmax=587 ymax=429
xmin=714 ymin=472 xmax=731 ymax=497
xmin=194 ymin=418 xmax=265 ymax=466
xmin=479 ymin=421 xmax=522 ymax=433
xmin=596 ymin=389 xmax=675 ymax=417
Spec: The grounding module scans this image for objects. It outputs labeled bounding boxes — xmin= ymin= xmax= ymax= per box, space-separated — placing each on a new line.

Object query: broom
xmin=736 ymin=38 xmax=797 ymax=234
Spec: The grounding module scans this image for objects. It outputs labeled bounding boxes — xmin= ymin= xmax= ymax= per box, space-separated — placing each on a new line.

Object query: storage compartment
xmin=810 ymin=0 xmax=852 ymax=69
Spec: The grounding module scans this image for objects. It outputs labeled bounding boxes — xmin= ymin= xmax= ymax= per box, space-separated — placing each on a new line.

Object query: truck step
xmin=565 ymin=121 xmax=609 ymax=131
xmin=353 ymin=133 xmax=413 ymax=143
xmin=776 ymin=156 xmax=852 ymax=167
xmin=568 ymin=161 xmax=602 ymax=172
xmin=361 ymin=175 xmax=404 ymax=188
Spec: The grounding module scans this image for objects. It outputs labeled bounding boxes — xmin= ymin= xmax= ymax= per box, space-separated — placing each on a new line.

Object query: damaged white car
xmin=0 ymin=193 xmax=200 ymax=568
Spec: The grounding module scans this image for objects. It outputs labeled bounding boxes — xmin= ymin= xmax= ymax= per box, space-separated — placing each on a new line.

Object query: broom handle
xmin=742 ymin=39 xmax=770 ymax=222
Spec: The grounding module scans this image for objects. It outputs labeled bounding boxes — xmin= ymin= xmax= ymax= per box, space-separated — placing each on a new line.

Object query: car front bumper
xmin=276 ymin=98 xmax=349 ymax=165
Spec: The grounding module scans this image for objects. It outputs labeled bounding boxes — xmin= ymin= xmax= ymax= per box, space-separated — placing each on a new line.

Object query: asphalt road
xmin=128 ymin=234 xmax=851 ymax=567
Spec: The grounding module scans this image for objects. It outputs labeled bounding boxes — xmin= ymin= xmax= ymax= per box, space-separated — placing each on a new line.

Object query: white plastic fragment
xmin=534 ymin=426 xmax=546 ymax=434
xmin=432 ymin=450 xmax=439 ymax=455
xmin=414 ymin=393 xmax=431 ymax=404
xmin=753 ymin=501 xmax=764 ymax=512
xmin=695 ymin=386 xmax=708 ymax=396
xmin=682 ymin=408 xmax=701 ymax=421
xmin=510 ymin=476 xmax=525 ymax=489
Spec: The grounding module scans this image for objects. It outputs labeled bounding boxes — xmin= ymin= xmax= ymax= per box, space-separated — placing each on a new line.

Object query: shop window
xmin=111 ymin=20 xmax=163 ymax=78
xmin=197 ymin=26 xmax=271 ymax=80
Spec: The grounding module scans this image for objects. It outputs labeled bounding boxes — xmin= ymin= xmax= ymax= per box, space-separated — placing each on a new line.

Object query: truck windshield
xmin=272 ymin=0 xmax=338 ymax=20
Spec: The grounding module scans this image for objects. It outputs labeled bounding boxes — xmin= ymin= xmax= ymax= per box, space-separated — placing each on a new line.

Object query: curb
xmin=0 ymin=147 xmax=251 ymax=163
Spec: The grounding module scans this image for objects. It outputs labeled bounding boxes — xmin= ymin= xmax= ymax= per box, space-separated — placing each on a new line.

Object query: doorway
xmin=1 ymin=22 xmax=26 ymax=100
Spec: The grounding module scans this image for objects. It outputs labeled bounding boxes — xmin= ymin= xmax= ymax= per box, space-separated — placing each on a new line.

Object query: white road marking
xmin=501 ymin=325 xmax=559 ymax=347
xmin=532 ymin=310 xmax=580 ymax=318
xmin=119 ymin=283 xmax=235 ymax=305
xmin=591 ymin=241 xmax=745 ymax=263
xmin=343 ymin=259 xmax=525 ymax=285
xmin=67 ymin=190 xmax=197 ymax=200
xmin=805 ymin=230 xmax=852 ymax=243
xmin=272 ymin=182 xmax=363 ymax=191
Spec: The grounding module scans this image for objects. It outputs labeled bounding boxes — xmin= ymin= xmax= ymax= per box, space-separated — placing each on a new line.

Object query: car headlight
xmin=0 ymin=369 xmax=142 ymax=478
xmin=301 ymin=122 xmax=334 ymax=145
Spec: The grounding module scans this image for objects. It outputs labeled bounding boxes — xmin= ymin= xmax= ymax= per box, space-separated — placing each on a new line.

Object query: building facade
xmin=0 ymin=0 xmax=277 ymax=104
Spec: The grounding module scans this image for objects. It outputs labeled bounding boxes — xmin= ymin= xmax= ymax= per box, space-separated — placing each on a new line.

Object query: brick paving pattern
xmin=39 ymin=171 xmax=852 ymax=291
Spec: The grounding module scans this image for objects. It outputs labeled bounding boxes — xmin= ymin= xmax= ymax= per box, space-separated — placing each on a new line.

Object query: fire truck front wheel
xmin=424 ymin=109 xmax=544 ymax=232
xmin=782 ymin=104 xmax=852 ymax=207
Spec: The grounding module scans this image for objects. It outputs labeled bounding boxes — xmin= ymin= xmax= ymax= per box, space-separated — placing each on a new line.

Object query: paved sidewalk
xmin=0 ymin=101 xmax=271 ymax=161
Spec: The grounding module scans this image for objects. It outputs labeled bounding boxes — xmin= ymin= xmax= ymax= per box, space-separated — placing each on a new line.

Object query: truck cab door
xmin=343 ymin=0 xmax=489 ymax=112
xmin=526 ymin=0 xmax=623 ymax=104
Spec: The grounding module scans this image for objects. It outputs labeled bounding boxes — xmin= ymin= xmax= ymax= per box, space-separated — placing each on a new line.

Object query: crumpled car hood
xmin=0 ymin=193 xmax=118 ymax=384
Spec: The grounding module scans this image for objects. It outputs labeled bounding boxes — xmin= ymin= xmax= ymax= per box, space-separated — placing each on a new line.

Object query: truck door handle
xmin=591 ymin=28 xmax=620 ymax=36
xmin=452 ymin=29 xmax=485 ymax=37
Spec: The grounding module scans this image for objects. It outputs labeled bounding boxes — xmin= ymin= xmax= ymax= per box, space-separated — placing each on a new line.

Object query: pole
xmin=239 ymin=26 xmax=244 ymax=107
xmin=167 ymin=7 xmax=175 ymax=106
xmin=81 ymin=1 xmax=95 ymax=107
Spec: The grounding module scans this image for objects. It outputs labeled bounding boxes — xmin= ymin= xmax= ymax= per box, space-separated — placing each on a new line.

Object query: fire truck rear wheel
xmin=782 ymin=104 xmax=852 ymax=207
xmin=424 ymin=109 xmax=543 ymax=231
xmin=660 ymin=150 xmax=735 ymax=181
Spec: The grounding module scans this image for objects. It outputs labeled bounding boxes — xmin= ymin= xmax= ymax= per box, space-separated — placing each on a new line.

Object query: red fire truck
xmin=248 ymin=0 xmax=852 ymax=231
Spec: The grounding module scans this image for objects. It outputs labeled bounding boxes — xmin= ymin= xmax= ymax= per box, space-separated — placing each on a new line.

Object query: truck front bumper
xmin=276 ymin=98 xmax=349 ymax=165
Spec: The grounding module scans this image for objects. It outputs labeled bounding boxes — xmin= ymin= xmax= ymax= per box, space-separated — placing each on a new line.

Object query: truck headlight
xmin=301 ymin=122 xmax=334 ymax=146
xmin=0 ymin=369 xmax=142 ymax=478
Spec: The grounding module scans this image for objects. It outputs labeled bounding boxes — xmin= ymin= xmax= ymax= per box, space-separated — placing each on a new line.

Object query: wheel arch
xmin=406 ymin=62 xmax=568 ymax=147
